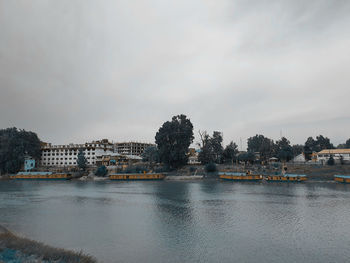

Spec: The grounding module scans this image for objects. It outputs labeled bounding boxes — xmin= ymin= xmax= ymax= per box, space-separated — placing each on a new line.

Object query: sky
xmin=0 ymin=0 xmax=349 ymax=149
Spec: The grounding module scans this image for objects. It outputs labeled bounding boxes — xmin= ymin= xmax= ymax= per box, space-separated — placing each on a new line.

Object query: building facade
xmin=41 ymin=139 xmax=114 ymax=167
xmin=316 ymin=149 xmax=350 ymax=164
xmin=114 ymin=142 xmax=155 ymax=156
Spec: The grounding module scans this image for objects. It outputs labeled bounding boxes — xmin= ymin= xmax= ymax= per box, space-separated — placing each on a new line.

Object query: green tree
xmin=77 ymin=149 xmax=87 ymax=171
xmin=304 ymin=137 xmax=316 ymax=160
xmin=155 ymin=114 xmax=194 ymax=169
xmin=292 ymin=144 xmax=304 ymax=157
xmin=275 ymin=137 xmax=293 ymax=162
xmin=237 ymin=151 xmax=255 ymax=164
xmin=142 ymin=146 xmax=160 ymax=166
xmin=223 ymin=141 xmax=239 ymax=164
xmin=346 ymin=139 xmax=350 ymax=148
xmin=327 ymin=155 xmax=335 ymax=165
xmin=0 ymin=127 xmax=41 ymax=174
xmin=95 ymin=165 xmax=108 ymax=177
xmin=198 ymin=131 xmax=224 ymax=164
xmin=247 ymin=134 xmax=274 ymax=162
xmin=304 ymin=135 xmax=334 ymax=160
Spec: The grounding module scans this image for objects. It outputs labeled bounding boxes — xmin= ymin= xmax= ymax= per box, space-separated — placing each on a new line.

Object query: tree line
xmin=147 ymin=114 xmax=350 ymax=169
xmin=1 ymin=117 xmax=349 ymax=173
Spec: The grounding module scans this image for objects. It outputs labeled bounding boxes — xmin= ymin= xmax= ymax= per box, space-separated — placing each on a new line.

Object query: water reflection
xmin=1 ymin=181 xmax=350 ymax=262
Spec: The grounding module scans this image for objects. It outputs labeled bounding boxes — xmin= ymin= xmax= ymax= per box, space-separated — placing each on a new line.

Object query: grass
xmin=0 ymin=226 xmax=96 ymax=263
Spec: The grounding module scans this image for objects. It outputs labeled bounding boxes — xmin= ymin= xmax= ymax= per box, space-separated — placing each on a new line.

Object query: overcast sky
xmin=0 ymin=0 xmax=349 ymax=149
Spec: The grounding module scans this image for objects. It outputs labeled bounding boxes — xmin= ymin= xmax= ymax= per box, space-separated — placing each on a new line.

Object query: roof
xmin=219 ymin=172 xmax=246 ymax=176
xmin=284 ymin=173 xmax=307 ymax=177
xmin=317 ymin=149 xmax=350 ymax=154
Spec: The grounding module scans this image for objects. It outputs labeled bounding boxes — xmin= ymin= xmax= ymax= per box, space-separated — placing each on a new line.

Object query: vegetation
xmin=77 ymin=149 xmax=87 ymax=171
xmin=198 ymin=131 xmax=224 ymax=164
xmin=0 ymin=128 xmax=41 ymax=174
xmin=223 ymin=141 xmax=239 ymax=164
xmin=123 ymin=164 xmax=148 ymax=174
xmin=142 ymin=146 xmax=160 ymax=167
xmin=95 ymin=165 xmax=108 ymax=177
xmin=237 ymin=151 xmax=255 ymax=164
xmin=247 ymin=134 xmax=274 ymax=162
xmin=327 ymin=156 xmax=335 ymax=165
xmin=274 ymin=137 xmax=293 ymax=162
xmin=304 ymin=135 xmax=334 ymax=160
xmin=155 ymin=114 xmax=194 ymax=169
xmin=205 ymin=162 xmax=217 ymax=172
xmin=0 ymin=227 xmax=95 ymax=263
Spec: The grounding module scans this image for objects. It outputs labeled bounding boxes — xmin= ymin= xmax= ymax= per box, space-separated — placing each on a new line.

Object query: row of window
xmin=318 ymin=154 xmax=350 ymax=158
xmin=42 ymin=157 xmax=95 ymax=161
xmin=42 ymin=161 xmax=96 ymax=165
xmin=43 ymin=152 xmax=95 ymax=156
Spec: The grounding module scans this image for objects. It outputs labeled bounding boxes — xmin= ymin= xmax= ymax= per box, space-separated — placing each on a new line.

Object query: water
xmin=1 ymin=180 xmax=350 ymax=263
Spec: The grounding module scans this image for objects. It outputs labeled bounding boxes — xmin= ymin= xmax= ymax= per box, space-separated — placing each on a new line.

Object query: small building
xmin=316 ymin=149 xmax=350 ymax=164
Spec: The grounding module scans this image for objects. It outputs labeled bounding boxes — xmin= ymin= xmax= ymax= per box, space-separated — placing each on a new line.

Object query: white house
xmin=316 ymin=149 xmax=350 ymax=164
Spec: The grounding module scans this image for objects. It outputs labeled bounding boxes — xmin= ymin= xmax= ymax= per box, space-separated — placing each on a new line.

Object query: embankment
xmin=0 ymin=226 xmax=96 ymax=263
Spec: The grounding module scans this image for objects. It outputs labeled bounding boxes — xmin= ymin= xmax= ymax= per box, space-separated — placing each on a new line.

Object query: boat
xmin=109 ymin=173 xmax=165 ymax=180
xmin=334 ymin=175 xmax=350 ymax=183
xmin=11 ymin=171 xmax=72 ymax=180
xmin=265 ymin=173 xmax=307 ymax=182
xmin=219 ymin=171 xmax=263 ymax=181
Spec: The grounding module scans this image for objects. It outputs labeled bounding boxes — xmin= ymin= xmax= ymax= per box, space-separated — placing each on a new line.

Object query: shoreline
xmin=0 ymin=225 xmax=96 ymax=263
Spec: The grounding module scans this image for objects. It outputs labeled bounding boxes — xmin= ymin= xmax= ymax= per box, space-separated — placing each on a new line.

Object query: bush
xmin=205 ymin=163 xmax=217 ymax=172
xmin=327 ymin=156 xmax=335 ymax=165
xmin=95 ymin=165 xmax=108 ymax=177
xmin=189 ymin=166 xmax=197 ymax=173
xmin=123 ymin=165 xmax=148 ymax=174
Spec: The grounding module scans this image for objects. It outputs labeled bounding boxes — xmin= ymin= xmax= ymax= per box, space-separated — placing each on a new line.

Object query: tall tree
xmin=223 ymin=141 xmax=239 ymax=164
xmin=304 ymin=135 xmax=334 ymax=160
xmin=0 ymin=127 xmax=41 ymax=174
xmin=155 ymin=114 xmax=194 ymax=169
xmin=77 ymin=149 xmax=87 ymax=171
xmin=346 ymin=139 xmax=350 ymax=148
xmin=198 ymin=131 xmax=223 ymax=164
xmin=142 ymin=146 xmax=160 ymax=167
xmin=275 ymin=137 xmax=293 ymax=162
xmin=292 ymin=144 xmax=304 ymax=157
xmin=247 ymin=134 xmax=275 ymax=161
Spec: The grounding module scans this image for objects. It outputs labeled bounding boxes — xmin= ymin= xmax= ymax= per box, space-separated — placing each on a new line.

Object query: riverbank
xmin=2 ymin=164 xmax=350 ymax=181
xmin=0 ymin=226 xmax=96 ymax=263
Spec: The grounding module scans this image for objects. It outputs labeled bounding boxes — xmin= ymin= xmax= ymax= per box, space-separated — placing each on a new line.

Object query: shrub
xmin=95 ymin=165 xmax=108 ymax=177
xmin=205 ymin=163 xmax=217 ymax=172
xmin=327 ymin=156 xmax=335 ymax=166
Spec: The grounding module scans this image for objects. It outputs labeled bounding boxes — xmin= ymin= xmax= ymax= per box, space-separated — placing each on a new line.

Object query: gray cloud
xmin=0 ymin=0 xmax=349 ymax=148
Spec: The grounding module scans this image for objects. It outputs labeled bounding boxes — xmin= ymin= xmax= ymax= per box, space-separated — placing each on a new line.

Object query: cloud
xmin=0 ymin=0 xmax=349 ymax=147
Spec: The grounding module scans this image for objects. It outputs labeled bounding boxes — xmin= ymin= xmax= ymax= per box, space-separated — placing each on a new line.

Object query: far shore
xmin=1 ymin=163 xmax=350 ymax=182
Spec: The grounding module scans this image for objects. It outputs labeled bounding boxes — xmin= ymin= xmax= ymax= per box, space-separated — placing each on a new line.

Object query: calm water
xmin=1 ymin=180 xmax=350 ymax=263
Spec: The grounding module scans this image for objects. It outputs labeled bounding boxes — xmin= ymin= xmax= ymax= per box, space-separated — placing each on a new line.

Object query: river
xmin=1 ymin=180 xmax=350 ymax=263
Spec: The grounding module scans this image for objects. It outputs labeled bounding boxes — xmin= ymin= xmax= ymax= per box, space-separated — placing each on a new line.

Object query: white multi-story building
xmin=41 ymin=139 xmax=114 ymax=167
xmin=316 ymin=149 xmax=350 ymax=164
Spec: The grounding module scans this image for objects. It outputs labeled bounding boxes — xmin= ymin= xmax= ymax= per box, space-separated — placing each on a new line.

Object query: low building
xmin=95 ymin=153 xmax=142 ymax=167
xmin=41 ymin=139 xmax=114 ymax=167
xmin=114 ymin=142 xmax=155 ymax=156
xmin=316 ymin=149 xmax=350 ymax=164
